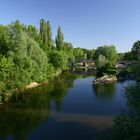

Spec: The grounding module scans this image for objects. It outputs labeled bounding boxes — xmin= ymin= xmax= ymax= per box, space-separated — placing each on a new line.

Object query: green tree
xmin=117 ymin=53 xmax=124 ymax=61
xmin=62 ymin=42 xmax=74 ymax=64
xmin=0 ymin=19 xmax=76 ymax=102
xmin=0 ymin=55 xmax=13 ymax=81
xmin=123 ymin=51 xmax=137 ymax=61
xmin=39 ymin=19 xmax=53 ymax=50
xmin=55 ymin=26 xmax=64 ymax=50
xmin=132 ymin=40 xmax=140 ymax=52
xmin=95 ymin=45 xmax=117 ymax=68
xmin=87 ymin=49 xmax=95 ymax=59
xmin=40 ymin=19 xmax=47 ymax=45
xmin=46 ymin=21 xmax=53 ymax=48
xmin=28 ymin=25 xmax=38 ymax=38
xmin=27 ymin=25 xmax=42 ymax=44
xmin=49 ymin=50 xmax=68 ymax=70
xmin=73 ymin=48 xmax=84 ymax=60
xmin=7 ymin=21 xmax=52 ymax=85
xmin=96 ymin=55 xmax=108 ymax=68
xmin=62 ymin=42 xmax=73 ymax=51
xmin=0 ymin=25 xmax=10 ymax=56
xmin=127 ymin=40 xmax=140 ymax=61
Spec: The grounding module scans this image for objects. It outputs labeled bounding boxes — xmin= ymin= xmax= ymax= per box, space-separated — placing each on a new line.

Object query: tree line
xmin=0 ymin=19 xmax=94 ymax=102
xmin=1 ymin=19 xmax=140 ymax=102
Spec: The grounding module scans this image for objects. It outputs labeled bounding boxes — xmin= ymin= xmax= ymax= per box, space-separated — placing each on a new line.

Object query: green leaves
xmin=111 ymin=83 xmax=140 ymax=140
xmin=97 ymin=55 xmax=108 ymax=68
xmin=39 ymin=19 xmax=53 ymax=49
xmin=73 ymin=48 xmax=84 ymax=60
xmin=0 ymin=55 xmax=14 ymax=80
xmin=132 ymin=40 xmax=140 ymax=52
xmin=55 ymin=26 xmax=64 ymax=50
xmin=95 ymin=45 xmax=117 ymax=69
xmin=0 ymin=25 xmax=10 ymax=56
xmin=49 ymin=50 xmax=68 ymax=70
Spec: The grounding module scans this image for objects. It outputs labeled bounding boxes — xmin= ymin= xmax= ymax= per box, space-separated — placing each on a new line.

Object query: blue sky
xmin=1 ymin=0 xmax=140 ymax=52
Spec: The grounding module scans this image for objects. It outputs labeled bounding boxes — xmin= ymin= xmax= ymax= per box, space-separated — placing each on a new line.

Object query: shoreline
xmin=26 ymin=69 xmax=62 ymax=89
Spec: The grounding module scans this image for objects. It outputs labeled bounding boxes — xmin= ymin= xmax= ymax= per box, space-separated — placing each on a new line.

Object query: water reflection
xmin=0 ymin=72 xmax=132 ymax=140
xmin=0 ymin=106 xmax=50 ymax=140
xmin=92 ymin=83 xmax=116 ymax=99
xmin=12 ymin=73 xmax=78 ymax=110
xmin=70 ymin=68 xmax=96 ymax=75
xmin=0 ymin=73 xmax=81 ymax=140
xmin=51 ymin=73 xmax=77 ymax=111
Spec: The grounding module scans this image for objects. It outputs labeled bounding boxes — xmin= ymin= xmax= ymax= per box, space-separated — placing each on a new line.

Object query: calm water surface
xmin=0 ymin=73 xmax=136 ymax=140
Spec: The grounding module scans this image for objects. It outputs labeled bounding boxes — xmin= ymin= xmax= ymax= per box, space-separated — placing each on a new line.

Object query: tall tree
xmin=40 ymin=19 xmax=47 ymax=45
xmin=46 ymin=21 xmax=53 ymax=48
xmin=39 ymin=19 xmax=53 ymax=49
xmin=55 ymin=26 xmax=64 ymax=50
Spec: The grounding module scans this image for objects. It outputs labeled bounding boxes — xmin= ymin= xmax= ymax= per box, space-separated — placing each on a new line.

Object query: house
xmin=116 ymin=61 xmax=138 ymax=69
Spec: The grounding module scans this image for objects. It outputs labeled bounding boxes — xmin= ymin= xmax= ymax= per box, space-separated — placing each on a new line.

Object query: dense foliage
xmin=110 ymin=82 xmax=140 ymax=140
xmin=104 ymin=62 xmax=140 ymax=140
xmin=94 ymin=45 xmax=117 ymax=74
xmin=55 ymin=26 xmax=64 ymax=50
xmin=2 ymin=19 xmax=138 ymax=103
xmin=132 ymin=40 xmax=140 ymax=52
xmin=1 ymin=19 xmax=108 ymax=102
xmin=0 ymin=20 xmax=81 ymax=102
xmin=118 ymin=41 xmax=140 ymax=61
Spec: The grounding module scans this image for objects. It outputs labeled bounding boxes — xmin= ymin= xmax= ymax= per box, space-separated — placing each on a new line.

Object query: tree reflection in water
xmin=0 ymin=106 xmax=50 ymax=140
xmin=92 ymin=83 xmax=116 ymax=99
xmin=0 ymin=73 xmax=81 ymax=140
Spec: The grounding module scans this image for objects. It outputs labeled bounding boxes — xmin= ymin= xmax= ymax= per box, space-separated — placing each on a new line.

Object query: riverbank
xmin=26 ymin=70 xmax=62 ymax=89
xmin=0 ymin=69 xmax=63 ymax=103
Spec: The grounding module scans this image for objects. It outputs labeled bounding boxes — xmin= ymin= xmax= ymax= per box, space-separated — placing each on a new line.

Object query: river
xmin=0 ymin=72 xmax=136 ymax=140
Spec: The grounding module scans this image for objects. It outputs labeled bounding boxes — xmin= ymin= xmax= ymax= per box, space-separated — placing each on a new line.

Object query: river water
xmin=0 ymin=73 xmax=136 ymax=140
